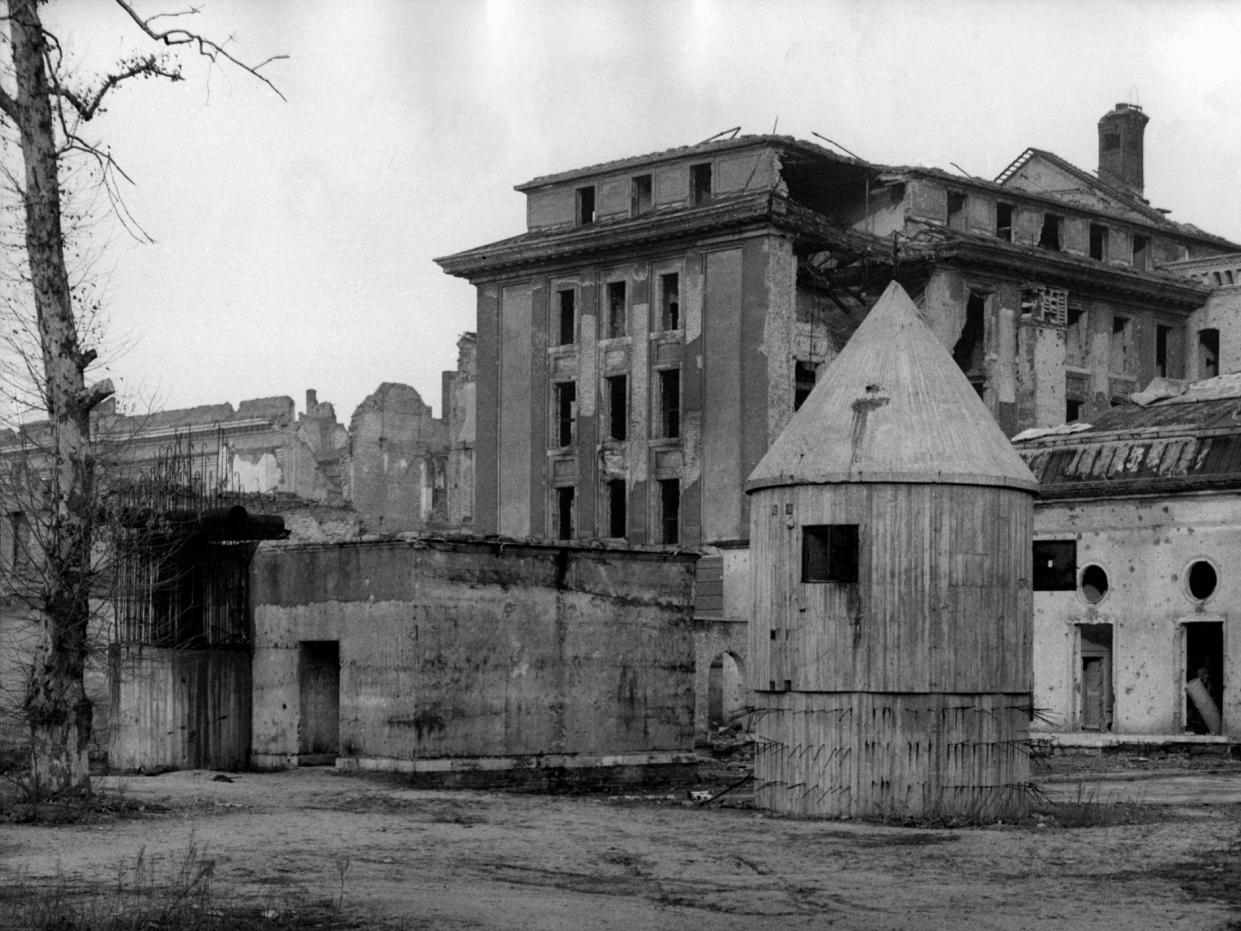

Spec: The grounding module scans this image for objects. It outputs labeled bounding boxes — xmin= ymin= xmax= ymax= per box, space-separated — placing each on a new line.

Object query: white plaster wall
xmin=1033 ymin=493 xmax=1241 ymax=737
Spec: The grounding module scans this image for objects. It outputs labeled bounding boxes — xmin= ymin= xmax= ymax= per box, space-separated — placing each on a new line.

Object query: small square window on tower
xmin=802 ymin=524 xmax=859 ymax=583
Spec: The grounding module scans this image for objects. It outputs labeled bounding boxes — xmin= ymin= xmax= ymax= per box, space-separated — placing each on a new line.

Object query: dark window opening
xmin=658 ymin=368 xmax=681 ymax=438
xmin=1033 ymin=539 xmax=1077 ymax=590
xmin=794 ymin=360 xmax=818 ymax=411
xmin=554 ymin=381 xmax=576 ymax=447
xmin=802 ymin=524 xmax=860 ymax=583
xmin=1039 ymin=214 xmax=1062 ymax=251
xmin=1111 ymin=315 xmax=1131 ymax=374
xmin=607 ymin=479 xmax=627 ymax=538
xmin=691 ymin=163 xmax=712 ymax=205
xmin=947 ymin=191 xmax=967 ymax=230
xmin=606 ymin=374 xmax=628 ymax=441
xmin=1102 ymin=132 xmax=1120 ymax=152
xmin=995 ymin=202 xmax=1013 ymax=242
xmin=1066 ymin=398 xmax=1082 ymax=422
xmin=1132 ymin=234 xmax=1150 ymax=271
xmin=1080 ymin=564 xmax=1109 ymax=604
xmin=661 ymin=273 xmax=680 ymax=330
xmin=1199 ymin=328 xmax=1220 ymax=379
xmin=556 ymin=486 xmax=575 ymax=540
xmin=1156 ymin=324 xmax=1171 ymax=378
xmin=952 ymin=291 xmax=987 ymax=395
xmin=1066 ymin=303 xmax=1088 ymax=367
xmin=576 ymin=186 xmax=595 ymax=226
xmin=1188 ymin=561 xmax=1218 ymax=601
xmin=606 ymin=281 xmax=627 ymax=339
xmin=1185 ymin=622 xmax=1224 ymax=735
xmin=556 ymin=289 xmax=575 ymax=346
xmin=1089 ymin=224 xmax=1108 ymax=261
xmin=631 ymin=174 xmax=652 ymax=217
xmin=659 ymin=479 xmax=680 ymax=545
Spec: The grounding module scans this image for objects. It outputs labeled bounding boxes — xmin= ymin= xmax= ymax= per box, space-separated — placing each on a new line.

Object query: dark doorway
xmin=1078 ymin=624 xmax=1113 ymax=731
xmin=1185 ymin=622 xmax=1224 ymax=735
xmin=299 ymin=640 xmax=340 ymax=764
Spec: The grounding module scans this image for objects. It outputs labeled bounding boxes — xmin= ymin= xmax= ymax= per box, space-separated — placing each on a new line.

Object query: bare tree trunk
xmin=9 ymin=0 xmax=102 ymax=794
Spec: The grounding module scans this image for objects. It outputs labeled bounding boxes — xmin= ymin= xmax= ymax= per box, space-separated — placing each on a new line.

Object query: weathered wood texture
xmin=108 ymin=645 xmax=251 ymax=771
xmin=749 ymin=483 xmax=1032 ymax=693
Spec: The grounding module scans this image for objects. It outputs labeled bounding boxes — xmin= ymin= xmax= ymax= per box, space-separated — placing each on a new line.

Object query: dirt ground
xmin=5 ymin=753 xmax=1241 ymax=930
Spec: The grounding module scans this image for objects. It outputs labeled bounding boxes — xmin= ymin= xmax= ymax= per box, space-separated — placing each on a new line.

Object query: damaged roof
xmin=1015 ymin=374 xmax=1241 ymax=499
xmin=747 ymin=281 xmax=1037 ymax=493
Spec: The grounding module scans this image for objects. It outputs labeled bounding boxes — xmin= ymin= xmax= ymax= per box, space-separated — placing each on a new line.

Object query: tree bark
xmin=9 ymin=0 xmax=99 ymax=794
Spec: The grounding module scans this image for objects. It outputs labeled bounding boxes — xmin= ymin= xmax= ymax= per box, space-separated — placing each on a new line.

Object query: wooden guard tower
xmin=746 ymin=282 xmax=1038 ymax=819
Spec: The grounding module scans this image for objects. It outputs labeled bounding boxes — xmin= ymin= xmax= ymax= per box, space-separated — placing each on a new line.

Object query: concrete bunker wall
xmin=250 ymin=538 xmax=697 ymax=775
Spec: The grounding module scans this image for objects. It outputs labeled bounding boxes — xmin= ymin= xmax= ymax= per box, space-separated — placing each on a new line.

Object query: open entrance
xmin=299 ymin=640 xmax=340 ymax=764
xmin=707 ymin=651 xmax=746 ymax=730
xmin=1078 ymin=624 xmax=1113 ymax=731
xmin=1184 ymin=622 xmax=1224 ymax=735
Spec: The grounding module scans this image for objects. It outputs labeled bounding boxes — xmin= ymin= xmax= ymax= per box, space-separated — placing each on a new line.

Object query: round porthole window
xmin=1080 ymin=565 xmax=1109 ymax=604
xmin=1187 ymin=560 xmax=1218 ymax=602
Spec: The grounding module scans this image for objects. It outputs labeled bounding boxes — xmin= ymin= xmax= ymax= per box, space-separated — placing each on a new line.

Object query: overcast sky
xmin=13 ymin=0 xmax=1241 ymax=422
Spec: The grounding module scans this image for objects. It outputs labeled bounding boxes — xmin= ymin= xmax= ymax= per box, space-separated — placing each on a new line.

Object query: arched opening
xmin=707 ymin=651 xmax=746 ymax=730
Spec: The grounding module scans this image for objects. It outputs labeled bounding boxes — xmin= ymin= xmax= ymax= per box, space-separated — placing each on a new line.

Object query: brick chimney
xmin=1098 ymin=103 xmax=1149 ymax=197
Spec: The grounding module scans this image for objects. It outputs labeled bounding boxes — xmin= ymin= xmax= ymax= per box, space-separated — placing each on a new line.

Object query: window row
xmin=552 ymin=478 xmax=681 ymax=544
xmin=552 ymin=273 xmax=682 ymax=347
xmin=551 ymin=369 xmax=680 ymax=448
xmin=1033 ymin=540 xmax=1219 ymax=604
xmin=574 ymin=162 xmax=713 ymax=226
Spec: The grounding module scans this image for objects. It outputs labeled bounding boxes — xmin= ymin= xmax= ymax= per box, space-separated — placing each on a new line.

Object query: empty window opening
xmin=1078 ymin=624 xmax=1113 ymax=732
xmin=554 ymin=381 xmax=576 ymax=447
xmin=794 ymin=360 xmax=818 ymax=411
xmin=1089 ymin=223 xmax=1109 ymax=261
xmin=1199 ymin=328 xmax=1220 ymax=379
xmin=1033 ymin=539 xmax=1077 ymax=591
xmin=1039 ymin=213 xmax=1062 ymax=250
xmin=1214 ymin=271 xmax=1224 ymax=286
xmin=606 ymin=281 xmax=627 ymax=339
xmin=1132 ymin=235 xmax=1150 ymax=271
xmin=1080 ymin=564 xmax=1109 ymax=604
xmin=556 ymin=486 xmax=575 ymax=540
xmin=1110 ymin=315 xmax=1132 ymax=374
xmin=802 ymin=524 xmax=860 ymax=583
xmin=1156 ymin=324 xmax=1172 ymax=378
xmin=607 ymin=479 xmax=626 ymax=538
xmin=576 ymin=185 xmax=595 ymax=226
xmin=1187 ymin=560 xmax=1218 ymax=602
xmin=555 ymin=289 xmax=575 ymax=346
xmin=606 ymin=374 xmax=628 ymax=441
xmin=1066 ymin=303 xmax=1088 ymax=367
xmin=1066 ymin=398 xmax=1083 ymax=422
xmin=952 ymin=291 xmax=987 ymax=396
xmin=1185 ymin=622 xmax=1223 ymax=735
xmin=659 ymin=478 xmax=680 ymax=545
xmin=631 ymin=174 xmax=652 ymax=217
xmin=995 ymin=202 xmax=1013 ymax=242
xmin=658 ymin=368 xmax=681 ymax=438
xmin=1230 ymin=271 xmax=1237 ymax=285
xmin=660 ymin=273 xmax=681 ymax=330
xmin=691 ymin=163 xmax=712 ymax=205
xmin=947 ymin=191 xmax=967 ymax=230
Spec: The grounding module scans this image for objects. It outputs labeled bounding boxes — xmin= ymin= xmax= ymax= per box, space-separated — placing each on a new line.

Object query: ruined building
xmin=435 ymin=104 xmax=1241 ymax=738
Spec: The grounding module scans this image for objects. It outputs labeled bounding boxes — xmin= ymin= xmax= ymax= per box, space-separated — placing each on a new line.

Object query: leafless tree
xmin=0 ymin=0 xmax=282 ymax=794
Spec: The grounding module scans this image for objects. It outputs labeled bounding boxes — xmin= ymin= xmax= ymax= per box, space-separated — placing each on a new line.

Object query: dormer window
xmin=576 ymin=185 xmax=595 ymax=226
xmin=691 ymin=163 xmax=712 ymax=205
xmin=631 ymin=174 xmax=652 ymax=217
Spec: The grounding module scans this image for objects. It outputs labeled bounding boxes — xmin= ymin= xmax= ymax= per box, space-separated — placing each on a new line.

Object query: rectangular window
xmin=606 ymin=374 xmax=628 ymax=441
xmin=660 ymin=273 xmax=680 ymax=330
xmin=1110 ymin=315 xmax=1132 ymax=374
xmin=631 ymin=174 xmax=652 ymax=217
xmin=995 ymin=202 xmax=1013 ymax=242
xmin=794 ymin=360 xmax=818 ymax=411
xmin=691 ymin=163 xmax=712 ymax=205
xmin=606 ymin=281 xmax=627 ymax=338
xmin=1156 ymin=324 xmax=1171 ymax=377
xmin=576 ymin=186 xmax=595 ymax=226
xmin=1066 ymin=303 xmax=1088 ymax=367
xmin=1089 ymin=223 xmax=1108 ymax=261
xmin=1033 ymin=539 xmax=1077 ymax=591
xmin=1039 ymin=214 xmax=1062 ymax=250
xmin=659 ymin=478 xmax=680 ymax=545
xmin=556 ymin=486 xmax=575 ymax=540
xmin=555 ymin=289 xmax=575 ymax=346
xmin=802 ymin=524 xmax=859 ymax=583
xmin=1132 ymin=234 xmax=1150 ymax=271
xmin=607 ymin=479 xmax=626 ymax=538
xmin=947 ymin=191 xmax=967 ymax=230
xmin=1066 ymin=398 xmax=1083 ymax=422
xmin=554 ymin=381 xmax=576 ymax=447
xmin=1200 ymin=328 xmax=1220 ymax=379
xmin=952 ymin=291 xmax=987 ymax=396
xmin=658 ymin=368 xmax=681 ymax=438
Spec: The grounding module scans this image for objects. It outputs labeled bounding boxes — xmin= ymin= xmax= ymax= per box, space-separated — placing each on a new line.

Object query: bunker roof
xmin=747 ymin=281 xmax=1038 ymax=493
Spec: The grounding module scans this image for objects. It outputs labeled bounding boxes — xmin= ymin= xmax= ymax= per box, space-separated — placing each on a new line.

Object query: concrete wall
xmin=1033 ymin=493 xmax=1241 ymax=737
xmin=250 ymin=538 xmax=697 ymax=772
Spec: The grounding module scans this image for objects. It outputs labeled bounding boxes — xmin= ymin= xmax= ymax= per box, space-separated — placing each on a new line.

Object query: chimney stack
xmin=1098 ymin=102 xmax=1149 ymax=198
xmin=306 ymin=388 xmax=318 ymax=411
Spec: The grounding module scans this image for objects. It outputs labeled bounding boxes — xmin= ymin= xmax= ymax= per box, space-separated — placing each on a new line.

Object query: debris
xmin=212 ymin=774 xmax=234 ymax=783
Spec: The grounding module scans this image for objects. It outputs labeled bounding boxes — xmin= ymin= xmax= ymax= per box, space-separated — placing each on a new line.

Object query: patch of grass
xmin=1030 ymin=780 xmax=1170 ymax=828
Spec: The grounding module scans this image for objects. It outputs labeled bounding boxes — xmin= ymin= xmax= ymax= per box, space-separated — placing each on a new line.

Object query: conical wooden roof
xmin=748 ymin=282 xmax=1037 ymax=493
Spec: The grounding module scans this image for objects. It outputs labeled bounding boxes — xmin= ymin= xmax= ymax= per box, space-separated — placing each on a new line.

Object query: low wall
xmin=250 ymin=537 xmax=697 ymax=780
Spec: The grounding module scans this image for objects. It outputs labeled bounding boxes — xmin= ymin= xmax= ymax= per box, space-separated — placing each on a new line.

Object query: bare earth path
xmin=4 ymin=766 xmax=1241 ymax=929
